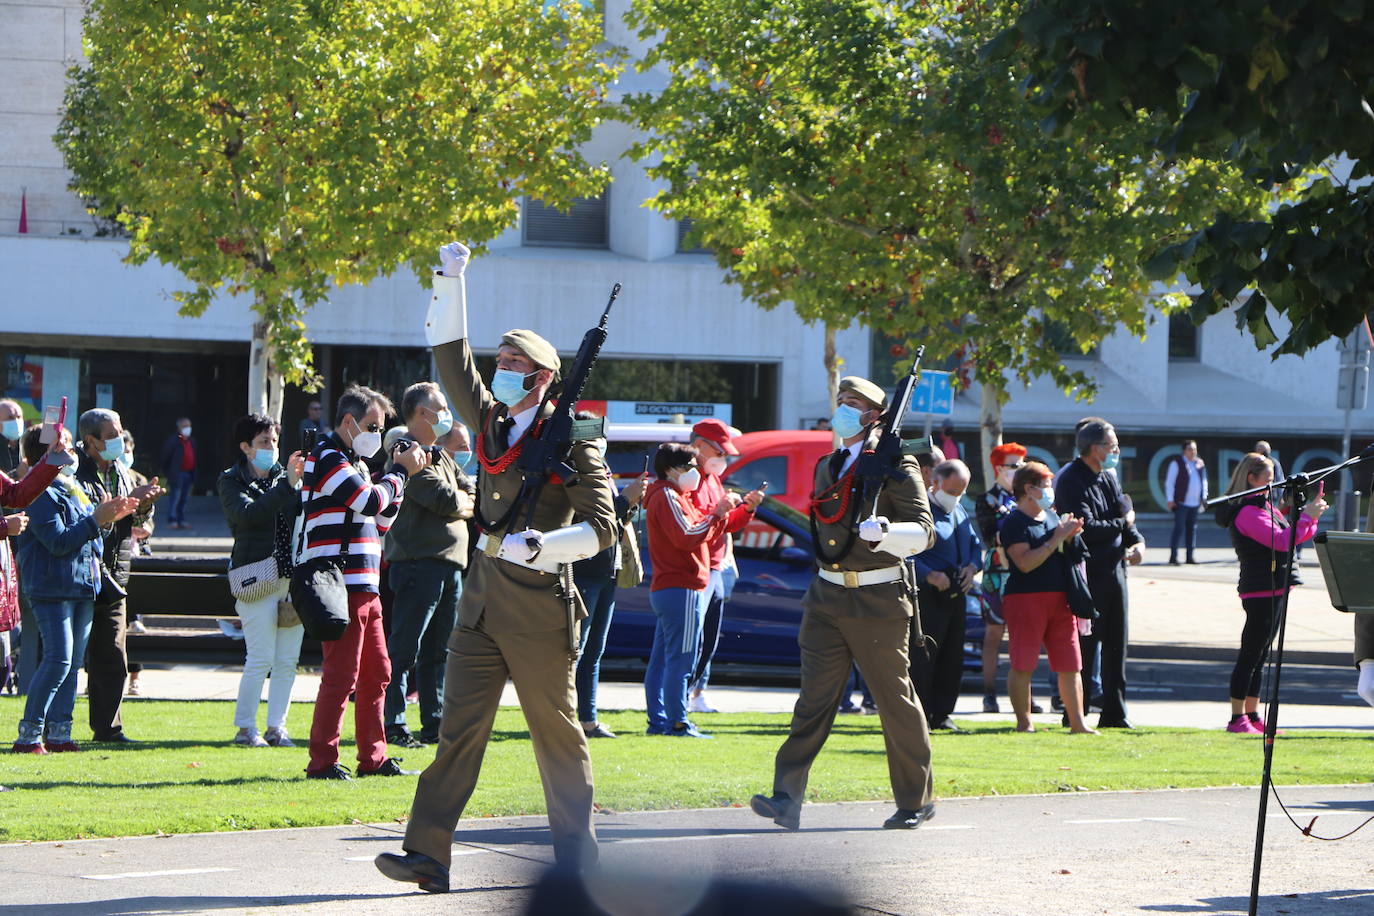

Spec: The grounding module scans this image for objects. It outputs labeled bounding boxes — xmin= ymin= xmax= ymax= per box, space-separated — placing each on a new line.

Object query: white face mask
xmin=704 ymin=456 xmax=728 ymax=476
xmin=675 ymin=467 xmax=701 ymax=492
xmin=931 ymin=489 xmax=962 ymax=514
xmin=179 ymin=426 xmax=192 ymax=438
xmin=351 ymin=429 xmax=382 ymax=459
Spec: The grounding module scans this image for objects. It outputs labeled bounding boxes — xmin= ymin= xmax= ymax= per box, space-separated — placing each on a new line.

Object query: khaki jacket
xmin=434 ymin=339 xmax=617 ymax=634
xmin=804 ymin=430 xmax=933 ymax=620
xmin=383 ymin=448 xmax=474 ymax=567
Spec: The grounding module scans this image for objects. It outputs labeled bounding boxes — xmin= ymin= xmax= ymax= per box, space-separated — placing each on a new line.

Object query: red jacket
xmin=1 ymin=459 xmax=62 ymax=630
xmin=644 ymin=479 xmax=737 ymax=591
xmin=688 ymin=470 xmax=755 ymax=570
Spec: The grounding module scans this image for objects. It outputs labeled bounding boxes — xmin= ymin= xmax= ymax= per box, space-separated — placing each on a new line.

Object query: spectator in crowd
xmin=299 ymin=400 xmax=331 ymax=445
xmin=76 ymin=408 xmax=164 ymax=743
xmin=118 ymin=428 xmax=154 ymax=688
xmin=686 ymin=418 xmax=764 ymax=714
xmin=1055 ymin=418 xmax=1144 ymax=729
xmin=13 ymin=426 xmax=137 ymax=753
xmin=1 ymin=398 xmax=25 ymax=474
xmin=1215 ymin=453 xmax=1326 ymax=733
xmin=218 ymin=413 xmax=306 ymax=748
xmin=2 ymin=420 xmax=68 ymax=699
xmin=159 ymin=417 xmax=197 ymax=530
xmin=642 ymin=443 xmax=747 ymax=738
xmin=938 ymin=420 xmax=960 ymax=462
xmin=1054 ymin=417 xmax=1108 ymax=487
xmin=974 ymin=442 xmax=1031 ymax=715
xmin=1165 ymin=440 xmax=1208 ymax=565
xmin=1000 ymin=461 xmax=1096 ymax=734
xmin=837 ymin=666 xmax=876 ymax=714
xmin=912 ymin=459 xmax=982 ymax=731
xmin=571 ymin=418 xmax=647 ymax=739
xmin=381 ymin=382 xmax=475 ymax=749
xmin=1253 ymin=441 xmax=1284 ymax=484
xmin=304 ymin=385 xmax=428 ymax=779
xmin=914 ymin=445 xmax=946 ymax=492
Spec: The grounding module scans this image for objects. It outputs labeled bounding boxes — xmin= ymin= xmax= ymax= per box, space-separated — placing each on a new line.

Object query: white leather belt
xmin=817 ymin=566 xmax=903 ymax=588
xmin=475 ymin=533 xmax=560 ymax=575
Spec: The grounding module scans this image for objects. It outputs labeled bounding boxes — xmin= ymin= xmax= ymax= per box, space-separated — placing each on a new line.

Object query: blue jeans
xmin=168 ymin=469 xmax=195 ymax=524
xmin=19 ymin=599 xmax=94 ymax=744
xmin=574 ymin=573 xmax=618 ymax=723
xmin=644 ymin=587 xmax=707 ymax=730
xmin=384 ymin=558 xmax=462 ymax=733
xmin=1170 ymin=505 xmax=1200 ymax=560
xmin=690 ymin=568 xmax=726 ymax=692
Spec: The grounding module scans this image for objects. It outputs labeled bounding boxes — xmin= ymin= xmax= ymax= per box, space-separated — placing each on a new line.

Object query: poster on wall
xmin=3 ymin=354 xmax=81 ymax=432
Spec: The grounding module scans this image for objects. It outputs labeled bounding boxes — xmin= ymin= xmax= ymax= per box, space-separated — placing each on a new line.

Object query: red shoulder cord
xmin=475 ymin=418 xmax=543 ymax=476
xmin=810 ymin=469 xmax=857 ymax=525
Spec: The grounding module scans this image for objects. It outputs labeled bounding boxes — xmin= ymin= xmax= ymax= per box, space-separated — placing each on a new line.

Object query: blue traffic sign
xmin=907 ymin=370 xmax=953 ymax=416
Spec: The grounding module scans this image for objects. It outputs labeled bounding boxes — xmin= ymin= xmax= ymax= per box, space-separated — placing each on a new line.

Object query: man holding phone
xmin=685 ymin=418 xmax=764 ymax=714
xmin=75 ymin=408 xmax=165 ymax=743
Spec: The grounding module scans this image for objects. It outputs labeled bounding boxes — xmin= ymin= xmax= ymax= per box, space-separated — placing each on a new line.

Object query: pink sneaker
xmin=1227 ymin=716 xmax=1261 ymax=734
xmin=1247 ymin=714 xmax=1283 ymax=736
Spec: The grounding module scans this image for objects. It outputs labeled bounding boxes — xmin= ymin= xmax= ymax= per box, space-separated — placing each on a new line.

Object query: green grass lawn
xmin=0 ymin=697 xmax=1367 ymax=843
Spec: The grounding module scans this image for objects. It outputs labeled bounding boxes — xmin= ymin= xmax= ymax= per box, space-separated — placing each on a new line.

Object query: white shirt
xmin=506 ymin=403 xmax=539 ymax=445
xmin=1165 ymin=457 xmax=1207 ymax=507
xmin=836 ymin=439 xmax=863 ymax=477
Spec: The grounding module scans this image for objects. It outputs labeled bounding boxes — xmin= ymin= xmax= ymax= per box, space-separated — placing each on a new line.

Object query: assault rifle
xmin=514 ymin=282 xmax=621 ymax=530
xmin=854 ymin=345 xmax=925 ymax=520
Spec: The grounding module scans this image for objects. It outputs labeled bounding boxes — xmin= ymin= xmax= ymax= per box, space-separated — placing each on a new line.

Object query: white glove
xmin=500 ymin=529 xmax=544 ymax=564
xmin=859 ymin=515 xmax=890 ymax=543
xmin=536 ymin=521 xmax=604 ymax=563
xmin=439 ymin=241 xmax=470 ymax=277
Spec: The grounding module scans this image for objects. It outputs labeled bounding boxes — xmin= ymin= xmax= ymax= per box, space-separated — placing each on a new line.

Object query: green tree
xmin=58 ymin=0 xmax=618 ymax=419
xmin=994 ymin=0 xmax=1374 ymax=355
xmin=625 ymin=0 xmax=1278 ymax=480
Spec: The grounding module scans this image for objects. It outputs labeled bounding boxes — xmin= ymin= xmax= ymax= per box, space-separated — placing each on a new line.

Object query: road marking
xmin=609 ymin=833 xmax=758 ymax=846
xmin=81 ymin=867 xmax=237 ymax=881
xmin=349 ymin=846 xmax=514 ymax=862
xmin=1065 ymin=817 xmax=1185 ymax=825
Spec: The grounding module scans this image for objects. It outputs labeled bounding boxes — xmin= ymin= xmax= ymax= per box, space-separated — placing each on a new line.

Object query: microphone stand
xmin=1207 ymin=446 xmax=1374 ymax=916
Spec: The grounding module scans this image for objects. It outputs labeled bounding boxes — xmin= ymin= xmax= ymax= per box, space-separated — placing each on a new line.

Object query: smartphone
xmin=1317 ymin=481 xmax=1325 ymax=501
xmin=302 ymin=427 xmax=319 ymax=455
xmin=39 ymin=398 xmax=65 ymax=445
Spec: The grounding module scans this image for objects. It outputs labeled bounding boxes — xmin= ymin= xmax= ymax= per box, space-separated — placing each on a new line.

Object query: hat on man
xmin=501 ymin=329 xmax=561 ymax=383
xmin=692 ymin=418 xmax=740 ymax=456
xmin=837 ymin=376 xmax=887 ymax=410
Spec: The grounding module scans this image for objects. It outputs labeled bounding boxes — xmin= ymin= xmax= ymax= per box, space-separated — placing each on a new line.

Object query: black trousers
xmin=912 ymin=585 xmax=966 ymax=725
xmin=1231 ymin=595 xmax=1277 ymax=700
xmin=1081 ymin=566 xmax=1129 ymax=724
xmin=87 ymin=598 xmax=129 ymax=738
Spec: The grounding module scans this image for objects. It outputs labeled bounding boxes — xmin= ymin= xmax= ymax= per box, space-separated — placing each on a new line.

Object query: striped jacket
xmin=302 ymin=436 xmax=405 ymax=594
xmin=644 ymin=479 xmax=741 ymax=591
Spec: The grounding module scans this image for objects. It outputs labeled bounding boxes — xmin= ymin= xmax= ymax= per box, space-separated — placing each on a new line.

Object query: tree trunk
xmin=248 ymin=316 xmax=270 ymax=417
xmin=267 ymin=362 xmax=284 ymax=425
xmin=823 ymin=322 xmax=840 ymax=448
xmin=979 ymin=378 xmax=1004 ymax=491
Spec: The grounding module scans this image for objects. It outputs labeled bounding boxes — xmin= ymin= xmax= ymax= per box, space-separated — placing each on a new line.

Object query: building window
xmin=1043 ymin=319 xmax=1098 ymax=360
xmin=677 ymin=218 xmax=710 ymax=254
xmin=1168 ymin=312 xmax=1200 ymax=360
xmin=523 ymin=192 xmax=609 ymax=248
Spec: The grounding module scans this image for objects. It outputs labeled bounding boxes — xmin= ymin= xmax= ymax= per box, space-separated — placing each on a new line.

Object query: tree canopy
xmin=58 ymin=0 xmax=618 ymax=414
xmin=625 ymin=0 xmax=1277 ymax=470
xmin=993 ymin=0 xmax=1374 ymax=355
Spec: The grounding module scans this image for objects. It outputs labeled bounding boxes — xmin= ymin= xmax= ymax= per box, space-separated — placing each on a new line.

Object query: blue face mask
xmin=98 ymin=435 xmax=125 ymax=462
xmin=452 ymin=450 xmax=473 ymax=469
xmin=831 ymin=404 xmax=865 ymax=440
xmin=1035 ymin=485 xmax=1055 ymax=511
xmin=117 ymin=452 xmax=134 ymax=470
xmin=431 ymin=409 xmax=454 ymax=438
xmin=491 ymin=368 xmax=535 ymax=407
xmin=251 ymin=448 xmax=277 ymax=472
xmin=1101 ymin=450 xmax=1120 ymax=471
xmin=59 ymin=462 xmax=78 ymax=478
xmin=1 ymin=418 xmax=21 ymax=441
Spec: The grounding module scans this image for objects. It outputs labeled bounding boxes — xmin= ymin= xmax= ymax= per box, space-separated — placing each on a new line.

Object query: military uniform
xmin=402 ymin=316 xmax=617 ymax=868
xmin=769 ymin=424 xmax=936 ymax=816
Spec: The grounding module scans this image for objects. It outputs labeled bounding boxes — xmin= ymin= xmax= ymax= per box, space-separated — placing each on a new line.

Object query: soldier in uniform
xmin=376 ymin=243 xmax=618 ymax=893
xmin=750 ymin=376 xmax=938 ymax=831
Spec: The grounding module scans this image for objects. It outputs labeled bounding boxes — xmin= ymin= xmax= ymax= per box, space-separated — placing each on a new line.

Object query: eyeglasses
xmin=363 ymin=422 xmax=382 ymax=433
xmin=1001 ymin=461 xmax=1025 ymax=470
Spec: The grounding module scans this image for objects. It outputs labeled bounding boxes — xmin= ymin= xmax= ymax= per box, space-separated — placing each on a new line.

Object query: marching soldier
xmin=376 ymin=243 xmax=618 ymax=892
xmin=750 ymin=376 xmax=938 ymax=831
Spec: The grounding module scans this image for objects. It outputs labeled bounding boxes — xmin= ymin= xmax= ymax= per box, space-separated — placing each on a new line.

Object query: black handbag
xmin=288 ymin=459 xmax=350 ymax=641
xmin=1062 ymin=534 xmax=1098 ymax=620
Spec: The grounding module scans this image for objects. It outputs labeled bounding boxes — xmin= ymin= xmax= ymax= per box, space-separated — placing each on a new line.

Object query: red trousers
xmin=308 ymin=592 xmax=391 ymax=772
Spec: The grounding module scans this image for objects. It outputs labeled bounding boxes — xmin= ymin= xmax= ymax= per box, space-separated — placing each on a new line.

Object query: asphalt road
xmin=3 ymin=785 xmax=1371 ymax=915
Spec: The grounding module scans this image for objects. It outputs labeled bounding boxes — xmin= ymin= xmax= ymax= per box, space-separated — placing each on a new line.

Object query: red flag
xmin=18 ymin=190 xmax=27 ymax=234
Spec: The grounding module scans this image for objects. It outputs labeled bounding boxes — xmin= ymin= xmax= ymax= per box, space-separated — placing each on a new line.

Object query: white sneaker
xmin=263 ymin=727 xmax=295 ymax=747
xmin=128 ymin=618 xmax=148 ymax=635
xmin=688 ymin=694 xmax=719 ymax=714
xmin=233 ymin=727 xmax=268 ymax=748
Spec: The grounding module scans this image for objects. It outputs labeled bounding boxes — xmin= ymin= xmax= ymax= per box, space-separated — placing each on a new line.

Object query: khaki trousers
xmin=773 ymin=610 xmax=934 ymax=811
xmin=404 ymin=624 xmax=596 ymax=868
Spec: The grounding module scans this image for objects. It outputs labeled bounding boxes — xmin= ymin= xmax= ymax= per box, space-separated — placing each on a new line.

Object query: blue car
xmin=601 ymin=496 xmax=985 ymax=678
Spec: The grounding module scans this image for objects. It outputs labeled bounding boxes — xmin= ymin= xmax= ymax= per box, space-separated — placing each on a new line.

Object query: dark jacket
xmin=160 ymin=433 xmax=197 ymax=478
xmin=75 ymin=449 xmax=150 ymax=599
xmin=1054 ymin=458 xmax=1142 ymax=578
xmin=1217 ymin=494 xmax=1296 ymax=594
xmin=218 ymin=457 xmax=300 ymax=569
xmin=383 ymin=446 xmax=475 ymax=567
xmin=573 ymin=493 xmax=634 ymax=582
xmin=16 ymin=479 xmax=104 ymax=602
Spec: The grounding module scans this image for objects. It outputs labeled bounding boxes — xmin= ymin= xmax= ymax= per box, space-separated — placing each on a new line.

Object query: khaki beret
xmin=501 ymin=329 xmax=561 ymax=383
xmin=838 ymin=375 xmax=887 ymax=410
